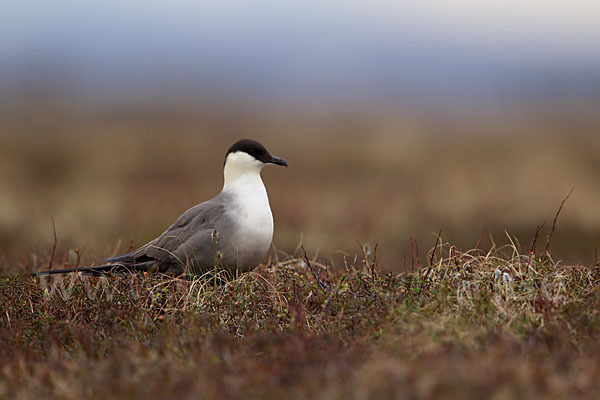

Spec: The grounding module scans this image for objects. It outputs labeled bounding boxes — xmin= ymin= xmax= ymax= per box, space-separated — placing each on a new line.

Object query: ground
xmin=1 ymin=243 xmax=599 ymax=399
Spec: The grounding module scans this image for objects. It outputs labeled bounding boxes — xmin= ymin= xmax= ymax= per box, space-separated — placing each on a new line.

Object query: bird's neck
xmin=222 ymin=165 xmax=266 ymax=194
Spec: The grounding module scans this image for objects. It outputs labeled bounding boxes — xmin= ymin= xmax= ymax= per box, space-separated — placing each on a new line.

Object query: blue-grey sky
xmin=2 ymin=1 xmax=600 ymax=106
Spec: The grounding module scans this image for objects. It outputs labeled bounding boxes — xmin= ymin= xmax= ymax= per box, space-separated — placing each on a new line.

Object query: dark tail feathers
xmin=33 ymin=264 xmax=138 ymax=277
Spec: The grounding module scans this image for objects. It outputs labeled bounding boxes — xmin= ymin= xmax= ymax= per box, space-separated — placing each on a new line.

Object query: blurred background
xmin=1 ymin=1 xmax=599 ymax=272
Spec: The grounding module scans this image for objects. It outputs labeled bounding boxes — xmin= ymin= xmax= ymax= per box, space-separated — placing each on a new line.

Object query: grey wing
xmin=106 ymin=197 xmax=228 ymax=270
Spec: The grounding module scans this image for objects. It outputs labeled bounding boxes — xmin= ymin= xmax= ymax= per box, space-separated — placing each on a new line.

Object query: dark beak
xmin=269 ymin=156 xmax=288 ymax=167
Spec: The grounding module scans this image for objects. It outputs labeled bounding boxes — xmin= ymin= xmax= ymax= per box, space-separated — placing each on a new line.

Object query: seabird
xmin=35 ymin=139 xmax=287 ymax=277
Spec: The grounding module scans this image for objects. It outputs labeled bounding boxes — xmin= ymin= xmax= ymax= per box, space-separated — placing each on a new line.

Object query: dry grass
xmin=2 ymin=241 xmax=600 ymax=399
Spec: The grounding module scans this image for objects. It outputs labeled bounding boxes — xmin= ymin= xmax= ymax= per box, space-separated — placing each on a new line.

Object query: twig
xmin=301 ymin=246 xmax=329 ymax=292
xmin=371 ymin=243 xmax=378 ymax=279
xmin=357 ymin=241 xmax=378 ymax=279
xmin=429 ymin=229 xmax=442 ymax=266
xmin=358 ymin=241 xmax=369 ymax=269
xmin=449 ymin=246 xmax=461 ymax=270
xmin=543 ymin=186 xmax=575 ymax=255
xmin=48 ymin=217 xmax=57 ymax=271
xmin=473 ymin=225 xmax=486 ymax=250
xmin=424 ymin=230 xmax=442 ymax=282
xmin=526 ymin=223 xmax=545 ymax=275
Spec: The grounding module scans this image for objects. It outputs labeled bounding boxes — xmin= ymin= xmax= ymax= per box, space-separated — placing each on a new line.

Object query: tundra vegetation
xmin=2 ymin=240 xmax=600 ymax=399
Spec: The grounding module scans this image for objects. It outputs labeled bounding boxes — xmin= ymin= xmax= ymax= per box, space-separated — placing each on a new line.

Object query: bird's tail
xmin=33 ymin=264 xmax=138 ymax=277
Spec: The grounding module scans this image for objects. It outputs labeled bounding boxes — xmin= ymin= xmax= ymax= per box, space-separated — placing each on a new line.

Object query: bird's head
xmin=223 ymin=139 xmax=287 ymax=187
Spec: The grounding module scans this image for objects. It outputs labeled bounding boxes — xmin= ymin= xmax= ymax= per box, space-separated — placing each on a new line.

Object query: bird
xmin=35 ymin=139 xmax=287 ymax=278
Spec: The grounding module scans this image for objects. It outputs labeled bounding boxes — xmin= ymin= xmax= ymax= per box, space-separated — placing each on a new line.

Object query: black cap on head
xmin=225 ymin=139 xmax=288 ymax=167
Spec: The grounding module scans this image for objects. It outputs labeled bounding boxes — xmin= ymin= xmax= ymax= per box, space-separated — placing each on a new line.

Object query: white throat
xmin=222 ymin=151 xmax=266 ymax=191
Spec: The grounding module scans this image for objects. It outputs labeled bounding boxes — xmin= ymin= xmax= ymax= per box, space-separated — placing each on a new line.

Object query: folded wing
xmin=106 ymin=197 xmax=228 ymax=273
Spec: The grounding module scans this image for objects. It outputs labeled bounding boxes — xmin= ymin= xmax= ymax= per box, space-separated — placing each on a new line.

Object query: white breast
xmin=223 ymin=173 xmax=274 ymax=269
xmin=232 ymin=180 xmax=274 ymax=241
